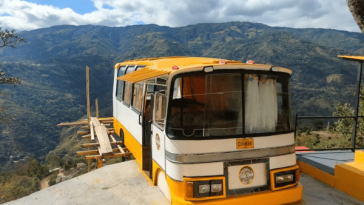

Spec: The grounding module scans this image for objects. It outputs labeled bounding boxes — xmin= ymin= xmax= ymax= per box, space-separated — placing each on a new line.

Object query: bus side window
xmin=131 ymin=66 xmax=146 ymax=112
xmin=123 ymin=65 xmax=136 ymax=105
xmin=116 ymin=66 xmax=127 ymax=101
xmin=132 ymin=83 xmax=144 ymax=112
xmin=153 ymin=92 xmax=166 ymax=129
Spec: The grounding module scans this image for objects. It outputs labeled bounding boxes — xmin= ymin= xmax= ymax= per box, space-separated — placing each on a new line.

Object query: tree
xmin=0 ymin=27 xmax=25 ymax=84
xmin=333 ymin=87 xmax=364 ymax=147
xmin=347 ymin=0 xmax=364 ymax=34
xmin=0 ymin=28 xmax=25 ymax=48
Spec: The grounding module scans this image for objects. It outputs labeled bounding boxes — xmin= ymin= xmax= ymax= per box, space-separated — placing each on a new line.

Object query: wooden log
xmin=98 ymin=117 xmax=113 ymax=121
xmin=97 ymin=158 xmax=103 ymax=169
xmin=84 ymin=152 xmax=131 ymax=160
xmin=57 ymin=121 xmax=88 ymax=126
xmin=109 ymin=135 xmax=125 ymax=154
xmin=95 ymin=98 xmax=99 ymax=118
xmin=78 ymin=131 xmax=90 ymax=135
xmin=82 ymin=134 xmax=91 ymax=139
xmin=77 ymin=150 xmax=99 ymax=156
xmin=101 ymin=120 xmax=114 ymax=124
xmin=86 ymin=66 xmax=91 ymax=129
xmin=81 ymin=141 xmax=124 ymax=147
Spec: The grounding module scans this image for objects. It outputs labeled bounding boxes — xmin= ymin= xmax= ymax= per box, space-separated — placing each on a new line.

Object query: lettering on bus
xmin=236 ymin=139 xmax=254 ymax=149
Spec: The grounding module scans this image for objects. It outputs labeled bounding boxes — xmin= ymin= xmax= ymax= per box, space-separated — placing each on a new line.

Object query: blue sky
xmin=0 ymin=0 xmax=360 ymax=33
xmin=25 ymin=0 xmax=97 ymax=14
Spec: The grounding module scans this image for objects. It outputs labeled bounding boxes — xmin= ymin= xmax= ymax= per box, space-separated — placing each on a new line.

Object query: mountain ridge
xmin=0 ymin=21 xmax=362 ymax=172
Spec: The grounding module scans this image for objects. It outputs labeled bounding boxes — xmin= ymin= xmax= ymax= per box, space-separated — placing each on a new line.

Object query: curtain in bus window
xmin=173 ymin=78 xmax=181 ymax=99
xmin=132 ymin=83 xmax=143 ymax=112
xmin=154 ymin=93 xmax=166 ymax=128
xmin=124 ymin=82 xmax=132 ymax=105
xmin=245 ymin=74 xmax=278 ymax=134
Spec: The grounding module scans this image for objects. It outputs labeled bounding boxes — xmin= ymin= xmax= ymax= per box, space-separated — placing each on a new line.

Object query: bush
xmin=48 ymin=174 xmax=57 ymax=186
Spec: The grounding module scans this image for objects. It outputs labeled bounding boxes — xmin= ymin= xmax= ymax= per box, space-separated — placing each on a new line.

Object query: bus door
xmin=142 ymin=83 xmax=154 ymax=178
xmin=142 ymin=78 xmax=167 ymax=178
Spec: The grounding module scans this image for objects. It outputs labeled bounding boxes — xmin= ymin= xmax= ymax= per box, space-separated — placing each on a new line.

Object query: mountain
xmin=0 ymin=21 xmax=363 ymax=172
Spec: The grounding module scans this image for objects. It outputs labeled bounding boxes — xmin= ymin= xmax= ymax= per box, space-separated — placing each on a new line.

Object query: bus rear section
xmin=112 ymin=57 xmax=302 ymax=205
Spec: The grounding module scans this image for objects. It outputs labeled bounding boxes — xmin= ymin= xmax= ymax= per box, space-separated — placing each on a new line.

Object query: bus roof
xmin=116 ymin=56 xmax=291 ymax=83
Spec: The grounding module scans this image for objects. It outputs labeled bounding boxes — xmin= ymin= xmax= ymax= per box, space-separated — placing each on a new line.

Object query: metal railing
xmin=294 ymin=60 xmax=364 ymax=152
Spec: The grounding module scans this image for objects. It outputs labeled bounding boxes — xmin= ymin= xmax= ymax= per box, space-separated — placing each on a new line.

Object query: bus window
xmin=244 ymin=74 xmax=291 ymax=134
xmin=167 ymin=72 xmax=292 ymax=138
xmin=116 ymin=66 xmax=127 ymax=101
xmin=132 ymin=83 xmax=144 ymax=112
xmin=123 ymin=66 xmax=136 ymax=105
xmin=154 ymin=91 xmax=166 ymax=129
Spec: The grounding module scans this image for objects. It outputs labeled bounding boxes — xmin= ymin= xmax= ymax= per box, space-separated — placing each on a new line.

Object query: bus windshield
xmin=166 ymin=71 xmax=292 ymax=138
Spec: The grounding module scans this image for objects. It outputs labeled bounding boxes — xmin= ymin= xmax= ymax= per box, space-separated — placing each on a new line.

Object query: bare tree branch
xmin=347 ymin=0 xmax=364 ymax=34
xmin=0 ymin=27 xmax=25 ymax=48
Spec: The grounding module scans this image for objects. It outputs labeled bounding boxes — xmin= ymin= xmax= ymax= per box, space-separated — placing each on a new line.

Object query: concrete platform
xmin=296 ymin=150 xmax=355 ymax=175
xmin=4 ymin=157 xmax=364 ymax=205
xmin=297 ymin=150 xmax=364 ymax=203
xmin=4 ymin=160 xmax=170 ymax=205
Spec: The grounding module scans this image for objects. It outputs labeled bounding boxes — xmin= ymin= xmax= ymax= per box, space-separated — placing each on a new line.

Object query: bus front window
xmin=167 ymin=72 xmax=292 ymax=138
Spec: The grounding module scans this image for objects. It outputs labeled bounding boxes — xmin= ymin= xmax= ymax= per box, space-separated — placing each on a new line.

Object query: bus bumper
xmin=171 ymin=182 xmax=302 ymax=205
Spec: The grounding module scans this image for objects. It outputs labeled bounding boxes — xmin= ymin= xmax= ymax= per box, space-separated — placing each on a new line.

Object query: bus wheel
xmin=157 ymin=171 xmax=171 ymax=203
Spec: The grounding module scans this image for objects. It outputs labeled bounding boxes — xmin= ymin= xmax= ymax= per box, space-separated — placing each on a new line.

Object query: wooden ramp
xmin=58 ymin=117 xmax=131 ymax=171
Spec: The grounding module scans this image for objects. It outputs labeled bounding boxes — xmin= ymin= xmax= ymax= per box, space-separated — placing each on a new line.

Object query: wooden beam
xmin=57 ymin=121 xmax=88 ymax=126
xmin=82 ymin=134 xmax=91 ymax=139
xmin=84 ymin=152 xmax=131 ymax=160
xmin=95 ymin=98 xmax=99 ymax=118
xmin=97 ymin=158 xmax=103 ymax=169
xmin=77 ymin=150 xmax=99 ymax=156
xmin=86 ymin=66 xmax=91 ymax=129
xmin=78 ymin=131 xmax=90 ymax=135
xmin=98 ymin=117 xmax=113 ymax=121
xmin=109 ymin=135 xmax=125 ymax=154
xmin=108 ymin=130 xmax=115 ymax=135
xmin=81 ymin=141 xmax=124 ymax=147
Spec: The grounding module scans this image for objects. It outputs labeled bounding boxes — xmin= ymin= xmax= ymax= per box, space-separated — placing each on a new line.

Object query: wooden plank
xmin=57 ymin=121 xmax=88 ymax=126
xmin=90 ymin=121 xmax=95 ymax=141
xmin=82 ymin=134 xmax=91 ymax=139
xmin=91 ymin=117 xmax=113 ymax=155
xmin=110 ymin=135 xmax=125 ymax=154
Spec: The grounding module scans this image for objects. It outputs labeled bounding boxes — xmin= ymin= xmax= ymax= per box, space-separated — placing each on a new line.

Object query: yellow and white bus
xmin=113 ymin=57 xmax=302 ymax=205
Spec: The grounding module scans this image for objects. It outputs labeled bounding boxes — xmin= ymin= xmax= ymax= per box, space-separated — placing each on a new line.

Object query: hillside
xmin=0 ymin=21 xmax=363 ymax=171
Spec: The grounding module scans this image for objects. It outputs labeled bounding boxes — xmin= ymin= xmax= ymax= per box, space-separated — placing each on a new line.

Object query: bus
xmin=113 ymin=57 xmax=302 ymax=205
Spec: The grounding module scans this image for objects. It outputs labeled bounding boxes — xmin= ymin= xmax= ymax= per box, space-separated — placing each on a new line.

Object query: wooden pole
xmin=95 ymin=98 xmax=99 ymax=118
xmin=86 ymin=66 xmax=91 ymax=172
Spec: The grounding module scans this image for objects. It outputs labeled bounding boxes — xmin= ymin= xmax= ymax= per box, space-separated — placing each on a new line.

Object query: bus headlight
xmin=211 ymin=184 xmax=222 ymax=192
xmin=276 ymin=174 xmax=294 ymax=183
xmin=199 ymin=184 xmax=210 ymax=193
xmin=185 ymin=179 xmax=224 ymax=198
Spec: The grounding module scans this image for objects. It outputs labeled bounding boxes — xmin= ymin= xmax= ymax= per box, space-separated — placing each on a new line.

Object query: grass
xmin=295 ymin=131 xmax=352 ymax=149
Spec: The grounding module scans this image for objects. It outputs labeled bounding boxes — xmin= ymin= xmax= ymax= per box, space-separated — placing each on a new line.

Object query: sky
xmin=0 ymin=0 xmax=361 ymax=33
